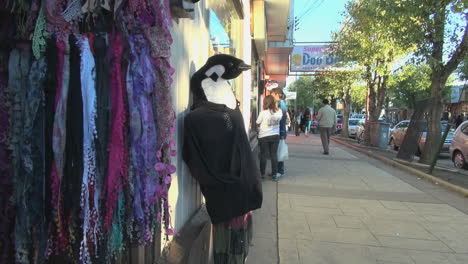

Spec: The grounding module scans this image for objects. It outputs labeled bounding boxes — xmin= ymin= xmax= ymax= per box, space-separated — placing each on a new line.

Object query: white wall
xmin=168 ymin=1 xmax=211 ymax=233
xmin=167 ymin=0 xmax=253 ymax=236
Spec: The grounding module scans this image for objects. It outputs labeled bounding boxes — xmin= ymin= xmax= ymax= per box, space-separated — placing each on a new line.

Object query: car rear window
xmin=349 ymin=120 xmax=360 ymax=125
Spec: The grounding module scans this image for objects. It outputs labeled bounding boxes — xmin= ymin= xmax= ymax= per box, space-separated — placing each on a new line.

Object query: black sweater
xmin=183 ymin=101 xmax=263 ymax=224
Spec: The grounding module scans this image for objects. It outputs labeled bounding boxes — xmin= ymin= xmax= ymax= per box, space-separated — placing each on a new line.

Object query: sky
xmin=293 ymin=0 xmax=349 ymax=43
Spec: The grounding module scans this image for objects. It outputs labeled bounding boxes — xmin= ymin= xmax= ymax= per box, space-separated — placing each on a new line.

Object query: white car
xmin=348 ymin=118 xmax=365 ymax=138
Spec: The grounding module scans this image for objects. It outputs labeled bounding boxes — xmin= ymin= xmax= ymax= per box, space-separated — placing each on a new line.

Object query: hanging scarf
xmin=50 ymin=38 xmax=70 ymax=254
xmin=94 ymin=33 xmax=111 ymax=225
xmin=62 ymin=34 xmax=84 ymax=261
xmin=8 ymin=47 xmax=30 ymax=264
xmin=149 ymin=0 xmax=177 ymax=236
xmin=104 ymin=33 xmax=128 ymax=258
xmin=13 ymin=53 xmax=48 ymax=264
xmin=104 ymin=33 xmax=126 ymax=229
xmin=127 ymin=34 xmax=159 ymax=243
xmin=77 ymin=35 xmax=100 ymax=264
xmin=0 ymin=57 xmax=15 ymax=264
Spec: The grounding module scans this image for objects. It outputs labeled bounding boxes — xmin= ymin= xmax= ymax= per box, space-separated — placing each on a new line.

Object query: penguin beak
xmin=238 ymin=63 xmax=251 ymax=71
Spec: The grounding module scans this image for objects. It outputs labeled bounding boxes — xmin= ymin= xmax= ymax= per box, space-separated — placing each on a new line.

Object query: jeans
xmin=259 ymin=135 xmax=280 ymax=176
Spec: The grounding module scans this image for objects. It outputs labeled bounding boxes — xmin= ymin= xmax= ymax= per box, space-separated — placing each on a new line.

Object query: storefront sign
xmin=290 ymin=45 xmax=343 ymax=72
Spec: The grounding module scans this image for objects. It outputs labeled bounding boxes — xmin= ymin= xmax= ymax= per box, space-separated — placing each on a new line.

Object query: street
xmin=248 ymin=134 xmax=468 ymax=264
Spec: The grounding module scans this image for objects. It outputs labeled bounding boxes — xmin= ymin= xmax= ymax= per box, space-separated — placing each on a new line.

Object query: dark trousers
xmin=259 ymin=135 xmax=280 ymax=176
xmin=320 ymin=127 xmax=332 ymax=153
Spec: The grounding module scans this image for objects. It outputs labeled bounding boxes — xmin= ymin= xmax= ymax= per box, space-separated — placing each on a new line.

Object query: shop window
xmin=208 ymin=1 xmax=242 ymax=95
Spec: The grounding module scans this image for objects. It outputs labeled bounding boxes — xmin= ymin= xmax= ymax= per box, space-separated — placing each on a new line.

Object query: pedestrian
xmin=287 ymin=109 xmax=292 ymax=131
xmin=295 ymin=109 xmax=302 ymax=136
xmin=456 ymin=115 xmax=463 ymax=128
xmin=256 ymin=95 xmax=282 ymax=180
xmin=271 ymin=88 xmax=287 ymax=177
xmin=303 ymin=108 xmax=312 ymax=137
xmin=317 ymin=99 xmax=337 ymax=155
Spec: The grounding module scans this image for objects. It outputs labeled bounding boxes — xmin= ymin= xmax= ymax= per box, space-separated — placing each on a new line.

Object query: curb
xmin=331 ymin=137 xmax=468 ymax=198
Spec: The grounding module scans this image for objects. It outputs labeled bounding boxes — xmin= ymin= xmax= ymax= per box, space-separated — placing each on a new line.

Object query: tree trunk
xmin=419 ymin=76 xmax=445 ymax=164
xmin=364 ymin=66 xmax=375 ymax=145
xmin=341 ymin=92 xmax=351 ymax=138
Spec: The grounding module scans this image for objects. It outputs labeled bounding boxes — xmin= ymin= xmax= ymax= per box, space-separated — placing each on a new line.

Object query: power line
xmin=293 ymin=0 xmax=325 ymax=31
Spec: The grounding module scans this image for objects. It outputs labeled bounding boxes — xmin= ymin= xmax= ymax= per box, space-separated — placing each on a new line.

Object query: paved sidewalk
xmin=250 ymin=133 xmax=468 ymax=264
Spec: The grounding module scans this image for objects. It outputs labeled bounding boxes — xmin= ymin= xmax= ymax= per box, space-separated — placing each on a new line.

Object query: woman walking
xmin=303 ymin=108 xmax=312 ymax=137
xmin=256 ymin=95 xmax=283 ymax=181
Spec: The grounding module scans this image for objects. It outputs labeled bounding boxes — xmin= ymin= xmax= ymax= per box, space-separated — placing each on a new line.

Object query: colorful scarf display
xmin=2 ymin=0 xmax=177 ymax=263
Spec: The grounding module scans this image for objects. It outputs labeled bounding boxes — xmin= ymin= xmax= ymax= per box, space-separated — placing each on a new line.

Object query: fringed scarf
xmin=50 ymin=38 xmax=70 ymax=254
xmin=62 ymin=34 xmax=84 ymax=261
xmin=126 ymin=34 xmax=159 ymax=243
xmin=8 ymin=47 xmax=30 ymax=264
xmin=104 ymin=33 xmax=128 ymax=258
xmin=77 ymin=35 xmax=100 ymax=264
xmin=149 ymin=0 xmax=177 ymax=236
xmin=12 ymin=50 xmax=48 ymax=264
xmin=0 ymin=55 xmax=15 ymax=264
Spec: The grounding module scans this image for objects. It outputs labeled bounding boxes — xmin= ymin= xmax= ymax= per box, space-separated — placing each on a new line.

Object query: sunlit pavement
xmin=249 ymin=132 xmax=468 ymax=264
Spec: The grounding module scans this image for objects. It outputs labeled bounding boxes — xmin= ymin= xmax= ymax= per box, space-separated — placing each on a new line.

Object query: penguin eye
xmin=228 ymin=62 xmax=234 ymax=68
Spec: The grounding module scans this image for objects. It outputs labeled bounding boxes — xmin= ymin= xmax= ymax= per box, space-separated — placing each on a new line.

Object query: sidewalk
xmin=249 ymin=133 xmax=468 ymax=264
xmin=333 ymin=136 xmax=468 ymax=191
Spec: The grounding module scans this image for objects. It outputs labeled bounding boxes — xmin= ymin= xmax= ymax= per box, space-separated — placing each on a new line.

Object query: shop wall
xmin=168 ymin=2 xmax=211 ymax=233
xmin=167 ymin=0 xmax=254 ymax=236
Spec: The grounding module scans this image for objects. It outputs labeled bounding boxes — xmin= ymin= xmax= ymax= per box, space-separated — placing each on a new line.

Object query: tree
xmin=350 ymin=83 xmax=367 ymax=113
xmin=387 ymin=64 xmax=432 ymax=110
xmin=326 ymin=71 xmax=362 ymax=138
xmin=288 ymin=76 xmax=315 ymax=110
xmin=333 ymin=0 xmax=409 ymax=145
xmin=457 ymin=56 xmax=468 ymax=81
xmin=371 ymin=0 xmax=468 ymax=163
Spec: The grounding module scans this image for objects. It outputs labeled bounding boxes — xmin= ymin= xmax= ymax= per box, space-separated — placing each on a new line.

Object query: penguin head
xmin=190 ymin=54 xmax=251 ymax=109
xmin=203 ymin=54 xmax=251 ymax=80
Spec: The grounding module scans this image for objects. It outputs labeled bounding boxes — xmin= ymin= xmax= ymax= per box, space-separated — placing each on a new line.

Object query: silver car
xmin=450 ymin=120 xmax=468 ymax=169
xmin=348 ymin=118 xmax=365 ymax=138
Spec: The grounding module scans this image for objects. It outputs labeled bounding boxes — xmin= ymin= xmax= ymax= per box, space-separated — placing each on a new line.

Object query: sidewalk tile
xmin=305 ymin=213 xmax=337 ymax=229
xmin=404 ymin=203 xmax=467 ymax=217
xmin=428 ymin=229 xmax=468 ymax=254
xmin=368 ymin=247 xmax=414 ymax=264
xmin=279 ymin=239 xmax=300 ymax=264
xmin=247 ymin=237 xmax=277 ymax=264
xmin=365 ymin=220 xmax=437 ymax=240
xmin=376 ymin=236 xmax=454 ymax=252
xmin=278 ymin=212 xmax=312 ymax=239
xmin=379 ymin=200 xmax=412 ymax=211
xmin=312 ymin=227 xmax=381 ymax=246
xmin=296 ymin=240 xmax=375 ymax=264
xmin=333 ymin=215 xmax=366 ymax=229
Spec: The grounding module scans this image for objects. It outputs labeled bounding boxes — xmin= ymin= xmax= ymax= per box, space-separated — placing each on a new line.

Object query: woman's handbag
xmin=277 ymin=139 xmax=289 ymax=161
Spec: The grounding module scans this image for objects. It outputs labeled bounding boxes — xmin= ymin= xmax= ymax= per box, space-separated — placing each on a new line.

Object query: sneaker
xmin=323 ymin=152 xmax=329 ymax=155
xmin=272 ymin=173 xmax=281 ymax=181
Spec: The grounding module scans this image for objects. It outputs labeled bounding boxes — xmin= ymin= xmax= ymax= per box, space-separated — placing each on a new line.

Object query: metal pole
xmin=428 ymin=124 xmax=451 ymax=174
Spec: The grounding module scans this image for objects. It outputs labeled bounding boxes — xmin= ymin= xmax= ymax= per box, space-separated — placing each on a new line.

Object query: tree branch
xmin=443 ymin=19 xmax=468 ymax=80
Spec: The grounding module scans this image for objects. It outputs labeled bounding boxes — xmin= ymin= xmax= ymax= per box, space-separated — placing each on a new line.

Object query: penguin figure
xmin=184 ymin=54 xmax=262 ymax=263
xmin=190 ymin=54 xmax=251 ymax=109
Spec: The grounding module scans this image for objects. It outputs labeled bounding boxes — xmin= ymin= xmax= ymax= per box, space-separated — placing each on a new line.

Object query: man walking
xmin=271 ymin=88 xmax=287 ymax=177
xmin=317 ymin=99 xmax=336 ymax=155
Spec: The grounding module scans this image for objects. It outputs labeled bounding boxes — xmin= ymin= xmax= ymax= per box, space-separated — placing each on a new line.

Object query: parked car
xmin=348 ymin=118 xmax=365 ymax=138
xmin=351 ymin=113 xmax=365 ymax=119
xmin=450 ymin=120 xmax=468 ymax=169
xmin=389 ymin=120 xmax=454 ymax=155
